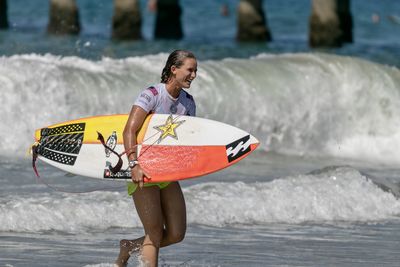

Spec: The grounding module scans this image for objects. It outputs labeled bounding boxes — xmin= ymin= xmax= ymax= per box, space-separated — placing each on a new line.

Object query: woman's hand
xmin=123 ymin=105 xmax=150 ymax=189
xmin=131 ymin=164 xmax=151 ymax=189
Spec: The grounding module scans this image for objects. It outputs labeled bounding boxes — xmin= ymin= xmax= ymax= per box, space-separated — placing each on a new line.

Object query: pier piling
xmin=309 ymin=0 xmax=353 ymax=47
xmin=0 ymin=0 xmax=9 ymax=29
xmin=47 ymin=0 xmax=81 ymax=35
xmin=236 ymin=0 xmax=272 ymax=42
xmin=112 ymin=0 xmax=142 ymax=40
xmin=154 ymin=0 xmax=183 ymax=40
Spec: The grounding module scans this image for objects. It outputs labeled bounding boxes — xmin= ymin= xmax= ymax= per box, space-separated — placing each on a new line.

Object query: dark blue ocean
xmin=1 ymin=0 xmax=399 ymax=66
xmin=1 ymin=0 xmax=400 ymax=266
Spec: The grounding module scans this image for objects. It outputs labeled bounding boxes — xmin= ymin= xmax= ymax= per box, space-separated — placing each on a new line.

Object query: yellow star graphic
xmin=153 ymin=115 xmax=185 ymax=143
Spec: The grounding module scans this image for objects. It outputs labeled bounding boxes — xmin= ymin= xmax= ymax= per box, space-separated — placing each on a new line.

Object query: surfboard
xmin=32 ymin=114 xmax=259 ymax=183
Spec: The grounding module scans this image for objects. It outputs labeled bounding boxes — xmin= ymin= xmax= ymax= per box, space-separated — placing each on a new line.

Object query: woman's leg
xmin=115 ymin=185 xmax=163 ymax=267
xmin=160 ymin=181 xmax=187 ymax=247
xmin=114 ymin=182 xmax=186 ymax=266
xmin=133 ymin=185 xmax=164 ymax=267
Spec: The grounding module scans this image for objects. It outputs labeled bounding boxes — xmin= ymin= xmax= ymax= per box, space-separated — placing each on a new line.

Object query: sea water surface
xmin=1 ymin=0 xmax=400 ymax=266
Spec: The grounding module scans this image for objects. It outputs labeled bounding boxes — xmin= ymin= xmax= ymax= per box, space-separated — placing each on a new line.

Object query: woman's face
xmin=171 ymin=58 xmax=197 ymax=88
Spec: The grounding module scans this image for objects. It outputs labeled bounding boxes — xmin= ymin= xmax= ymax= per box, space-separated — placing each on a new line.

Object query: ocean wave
xmin=1 ymin=53 xmax=400 ymax=165
xmin=185 ymin=166 xmax=400 ymax=226
xmin=1 ymin=167 xmax=399 ymax=233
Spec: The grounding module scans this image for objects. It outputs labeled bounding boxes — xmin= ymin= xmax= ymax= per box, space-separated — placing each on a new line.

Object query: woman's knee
xmin=167 ymin=228 xmax=186 ymax=244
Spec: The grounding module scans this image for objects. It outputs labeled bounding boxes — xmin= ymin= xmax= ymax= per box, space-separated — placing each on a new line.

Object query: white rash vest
xmin=134 ymin=83 xmax=196 ymax=116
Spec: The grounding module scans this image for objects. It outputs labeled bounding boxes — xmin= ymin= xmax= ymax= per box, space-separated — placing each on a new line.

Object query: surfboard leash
xmin=34 ymin=175 xmax=126 ymax=194
xmin=31 ymin=142 xmax=41 ymax=178
xmin=31 ymin=112 xmax=190 ymax=192
xmin=96 ymin=98 xmax=194 ymax=174
xmin=30 ymin=140 xmax=126 ymax=194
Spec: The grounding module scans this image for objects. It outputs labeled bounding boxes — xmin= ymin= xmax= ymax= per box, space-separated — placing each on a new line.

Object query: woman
xmin=115 ymin=50 xmax=197 ymax=267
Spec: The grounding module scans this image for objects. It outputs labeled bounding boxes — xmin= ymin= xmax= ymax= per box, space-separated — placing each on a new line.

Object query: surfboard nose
xmin=250 ymin=134 xmax=259 ymax=145
xmin=250 ymin=135 xmax=260 ymax=149
xmin=247 ymin=134 xmax=260 ymax=153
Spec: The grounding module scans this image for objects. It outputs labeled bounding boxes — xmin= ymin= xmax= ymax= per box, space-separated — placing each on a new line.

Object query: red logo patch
xmin=147 ymin=86 xmax=158 ymax=96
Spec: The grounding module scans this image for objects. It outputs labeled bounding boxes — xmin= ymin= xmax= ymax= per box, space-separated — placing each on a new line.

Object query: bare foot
xmin=114 ymin=237 xmax=144 ymax=267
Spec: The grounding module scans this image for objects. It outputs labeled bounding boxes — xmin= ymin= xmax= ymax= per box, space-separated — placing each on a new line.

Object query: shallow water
xmin=1 ymin=152 xmax=400 ymax=266
xmin=3 ymin=222 xmax=400 ymax=267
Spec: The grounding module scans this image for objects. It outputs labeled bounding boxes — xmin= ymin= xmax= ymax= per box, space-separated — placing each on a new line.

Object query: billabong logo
xmin=226 ymin=135 xmax=251 ymax=162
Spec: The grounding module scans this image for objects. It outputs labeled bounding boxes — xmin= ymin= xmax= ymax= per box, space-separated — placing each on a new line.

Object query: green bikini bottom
xmin=127 ymin=181 xmax=171 ymax=195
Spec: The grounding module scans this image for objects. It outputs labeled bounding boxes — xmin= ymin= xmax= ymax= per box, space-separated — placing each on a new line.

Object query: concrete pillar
xmin=236 ymin=0 xmax=272 ymax=42
xmin=309 ymin=0 xmax=353 ymax=47
xmin=154 ymin=0 xmax=183 ymax=40
xmin=0 ymin=0 xmax=9 ymax=29
xmin=47 ymin=0 xmax=80 ymax=35
xmin=112 ymin=0 xmax=142 ymax=40
xmin=337 ymin=0 xmax=353 ymax=43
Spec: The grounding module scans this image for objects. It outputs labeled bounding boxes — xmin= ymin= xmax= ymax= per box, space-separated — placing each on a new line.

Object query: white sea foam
xmin=1 ymin=167 xmax=399 ymax=233
xmin=0 ymin=191 xmax=139 ymax=233
xmin=1 ymin=53 xmax=400 ymax=166
xmin=185 ymin=167 xmax=400 ymax=226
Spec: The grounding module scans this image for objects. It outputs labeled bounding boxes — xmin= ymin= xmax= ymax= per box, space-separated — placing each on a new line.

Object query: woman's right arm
xmin=123 ymin=105 xmax=150 ymax=188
